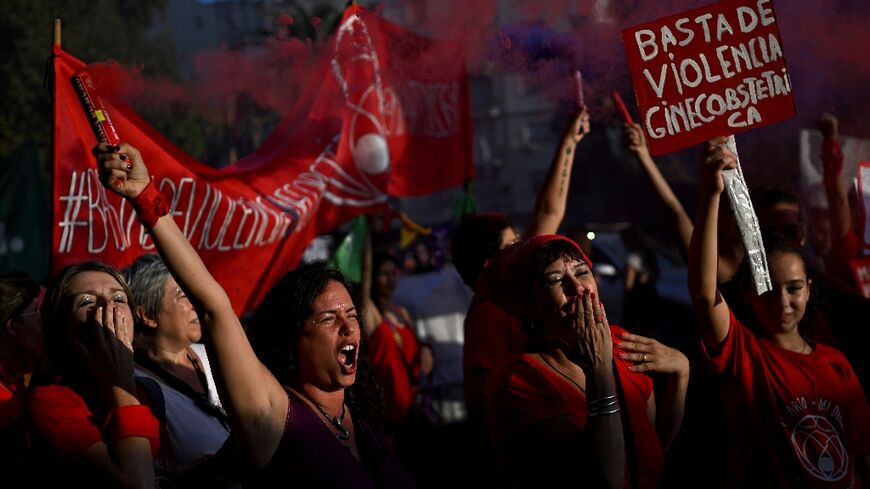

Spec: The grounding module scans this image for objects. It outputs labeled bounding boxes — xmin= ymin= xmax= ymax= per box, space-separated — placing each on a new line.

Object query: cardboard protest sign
xmin=622 ymin=0 xmax=795 ymax=155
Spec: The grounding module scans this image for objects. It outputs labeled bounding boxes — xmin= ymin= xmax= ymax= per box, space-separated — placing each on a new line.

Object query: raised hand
xmin=817 ymin=112 xmax=839 ymax=140
xmin=615 ymin=332 xmax=689 ymax=375
xmin=93 ymin=143 xmax=151 ymax=198
xmin=564 ymin=106 xmax=591 ymax=146
xmin=818 ymin=113 xmax=844 ymax=187
xmin=699 ymin=137 xmax=738 ymax=195
xmin=623 ymin=122 xmax=650 ymax=159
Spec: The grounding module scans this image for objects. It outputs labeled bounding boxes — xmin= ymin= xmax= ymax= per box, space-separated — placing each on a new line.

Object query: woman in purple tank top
xmin=95 ymin=142 xmax=414 ymax=488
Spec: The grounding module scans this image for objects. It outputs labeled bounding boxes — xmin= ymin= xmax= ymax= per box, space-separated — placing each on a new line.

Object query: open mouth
xmin=338 ymin=344 xmax=358 ymax=374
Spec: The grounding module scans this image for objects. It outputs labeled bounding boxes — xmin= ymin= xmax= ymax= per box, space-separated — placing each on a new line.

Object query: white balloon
xmin=352 ymin=134 xmax=390 ymax=175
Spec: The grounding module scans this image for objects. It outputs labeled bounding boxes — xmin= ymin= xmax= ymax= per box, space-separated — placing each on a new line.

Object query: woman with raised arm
xmin=688 ymin=137 xmax=870 ymax=488
xmin=481 ymin=235 xmax=688 ymax=489
xmin=26 ymin=262 xmax=158 ymax=488
xmin=95 ymin=143 xmax=413 ymax=487
xmin=623 ymin=122 xmax=744 ymax=280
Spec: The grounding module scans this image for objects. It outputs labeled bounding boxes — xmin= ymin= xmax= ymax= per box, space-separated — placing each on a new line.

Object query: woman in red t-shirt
xmin=27 ymin=262 xmax=159 ymax=487
xmin=689 ymin=138 xmax=870 ymax=488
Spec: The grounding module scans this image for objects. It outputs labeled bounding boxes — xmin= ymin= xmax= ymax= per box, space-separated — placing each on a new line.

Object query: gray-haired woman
xmin=124 ymin=254 xmax=232 ymax=484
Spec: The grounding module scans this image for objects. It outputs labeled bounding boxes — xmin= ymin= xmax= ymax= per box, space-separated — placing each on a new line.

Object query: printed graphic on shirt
xmin=784 ymin=396 xmax=850 ymax=483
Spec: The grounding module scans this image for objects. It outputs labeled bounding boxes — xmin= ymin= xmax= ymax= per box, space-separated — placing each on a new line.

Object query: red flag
xmin=51 ymin=5 xmax=474 ymax=313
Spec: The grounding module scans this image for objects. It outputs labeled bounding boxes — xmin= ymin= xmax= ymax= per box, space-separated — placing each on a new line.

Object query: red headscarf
xmin=473 ymin=234 xmax=592 ymax=318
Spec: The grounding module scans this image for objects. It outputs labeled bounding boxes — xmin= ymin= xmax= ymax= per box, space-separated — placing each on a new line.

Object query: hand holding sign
xmin=700 ymin=137 xmax=738 ymax=195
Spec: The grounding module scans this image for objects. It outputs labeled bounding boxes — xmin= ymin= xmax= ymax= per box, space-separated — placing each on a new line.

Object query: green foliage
xmin=0 ymin=0 xmax=176 ymax=161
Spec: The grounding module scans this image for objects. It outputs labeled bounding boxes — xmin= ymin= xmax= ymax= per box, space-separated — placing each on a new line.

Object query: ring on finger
xmin=642 ymin=353 xmax=647 ymax=362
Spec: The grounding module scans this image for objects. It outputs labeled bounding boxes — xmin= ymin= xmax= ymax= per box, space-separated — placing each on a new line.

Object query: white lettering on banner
xmin=57 ymin=169 xmax=301 ymax=255
xmin=58 ymin=10 xmax=405 ymax=257
xmin=57 ymin=170 xmax=90 ymax=253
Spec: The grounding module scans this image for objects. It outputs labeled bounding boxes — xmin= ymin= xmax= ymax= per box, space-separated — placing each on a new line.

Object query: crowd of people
xmin=1 ymin=106 xmax=869 ymax=488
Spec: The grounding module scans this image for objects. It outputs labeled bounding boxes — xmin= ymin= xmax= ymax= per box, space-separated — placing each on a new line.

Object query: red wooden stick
xmin=611 ymin=90 xmax=633 ymax=124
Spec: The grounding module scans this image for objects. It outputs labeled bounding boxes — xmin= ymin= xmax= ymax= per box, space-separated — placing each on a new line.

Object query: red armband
xmin=131 ymin=178 xmax=169 ymax=229
xmin=104 ymin=405 xmax=160 ymax=458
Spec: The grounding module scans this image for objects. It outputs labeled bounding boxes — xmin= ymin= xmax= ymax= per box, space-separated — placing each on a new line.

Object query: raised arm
xmin=359 ymin=216 xmax=382 ymax=338
xmin=623 ymin=123 xmax=693 ymax=259
xmin=688 ymin=138 xmax=737 ymax=350
xmin=526 ymin=107 xmax=590 ymax=237
xmin=819 ymin=114 xmax=851 ymax=242
xmin=96 ymin=143 xmax=287 ymax=468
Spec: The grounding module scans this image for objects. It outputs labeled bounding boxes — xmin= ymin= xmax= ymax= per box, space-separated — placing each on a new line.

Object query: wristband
xmin=588 ymin=405 xmax=621 ymax=417
xmin=130 ymin=178 xmax=170 ymax=228
xmin=104 ymin=405 xmax=161 ymax=458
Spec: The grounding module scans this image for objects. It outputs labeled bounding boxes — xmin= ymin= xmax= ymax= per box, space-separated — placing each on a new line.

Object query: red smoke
xmin=87 ymin=0 xmax=870 ymax=162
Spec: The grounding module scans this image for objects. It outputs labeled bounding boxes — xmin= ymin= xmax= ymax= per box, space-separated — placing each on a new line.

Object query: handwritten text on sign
xmin=621 ymin=0 xmax=795 ymax=155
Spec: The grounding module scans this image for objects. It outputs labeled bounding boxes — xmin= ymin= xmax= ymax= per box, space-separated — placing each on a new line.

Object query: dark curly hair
xmin=249 ymin=263 xmax=384 ymax=425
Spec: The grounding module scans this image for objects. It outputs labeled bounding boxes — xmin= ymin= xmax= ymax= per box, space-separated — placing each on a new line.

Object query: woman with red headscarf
xmin=481 ymin=235 xmax=688 ymax=488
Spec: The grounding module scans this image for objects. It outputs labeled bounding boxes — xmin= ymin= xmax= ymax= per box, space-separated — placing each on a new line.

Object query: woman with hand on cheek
xmin=481 ymin=235 xmax=687 ymax=489
xmin=27 ymin=262 xmax=159 ymax=488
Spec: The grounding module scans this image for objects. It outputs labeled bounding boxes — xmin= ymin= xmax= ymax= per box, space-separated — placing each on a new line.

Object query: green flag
xmin=329 ymin=215 xmax=367 ymax=283
xmin=0 ymin=145 xmax=49 ymax=280
xmin=453 ymin=180 xmax=477 ymax=220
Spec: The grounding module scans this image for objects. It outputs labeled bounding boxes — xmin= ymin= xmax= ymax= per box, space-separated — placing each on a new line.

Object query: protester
xmin=0 ymin=276 xmax=45 ymax=479
xmin=688 ymin=137 xmax=870 ymax=487
xmin=361 ymin=245 xmax=435 ymax=482
xmin=482 ymin=235 xmax=688 ymax=488
xmin=95 ymin=142 xmax=413 ymax=487
xmin=460 ymin=106 xmax=591 ymax=421
xmin=27 ymin=261 xmax=159 ymax=487
xmin=124 ymin=254 xmax=234 ymax=485
xmin=816 ymin=113 xmax=866 ymax=289
xmin=362 ymin=248 xmax=434 ymax=425
xmin=622 ymin=121 xmax=744 ymax=279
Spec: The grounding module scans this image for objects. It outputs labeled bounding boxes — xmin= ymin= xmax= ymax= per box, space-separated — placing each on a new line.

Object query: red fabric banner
xmin=621 ymin=0 xmax=796 ymax=156
xmin=51 ymin=6 xmax=474 ymax=313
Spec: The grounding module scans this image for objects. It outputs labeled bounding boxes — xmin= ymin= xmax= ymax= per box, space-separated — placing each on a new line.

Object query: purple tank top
xmin=247 ymin=392 xmax=415 ymax=488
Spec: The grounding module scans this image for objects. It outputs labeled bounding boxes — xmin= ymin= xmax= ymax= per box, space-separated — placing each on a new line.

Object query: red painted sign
xmin=621 ymin=0 xmax=795 ymax=155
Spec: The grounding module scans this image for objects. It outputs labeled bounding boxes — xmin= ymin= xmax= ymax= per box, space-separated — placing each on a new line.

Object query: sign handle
xmin=722 ymin=135 xmax=771 ymax=295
